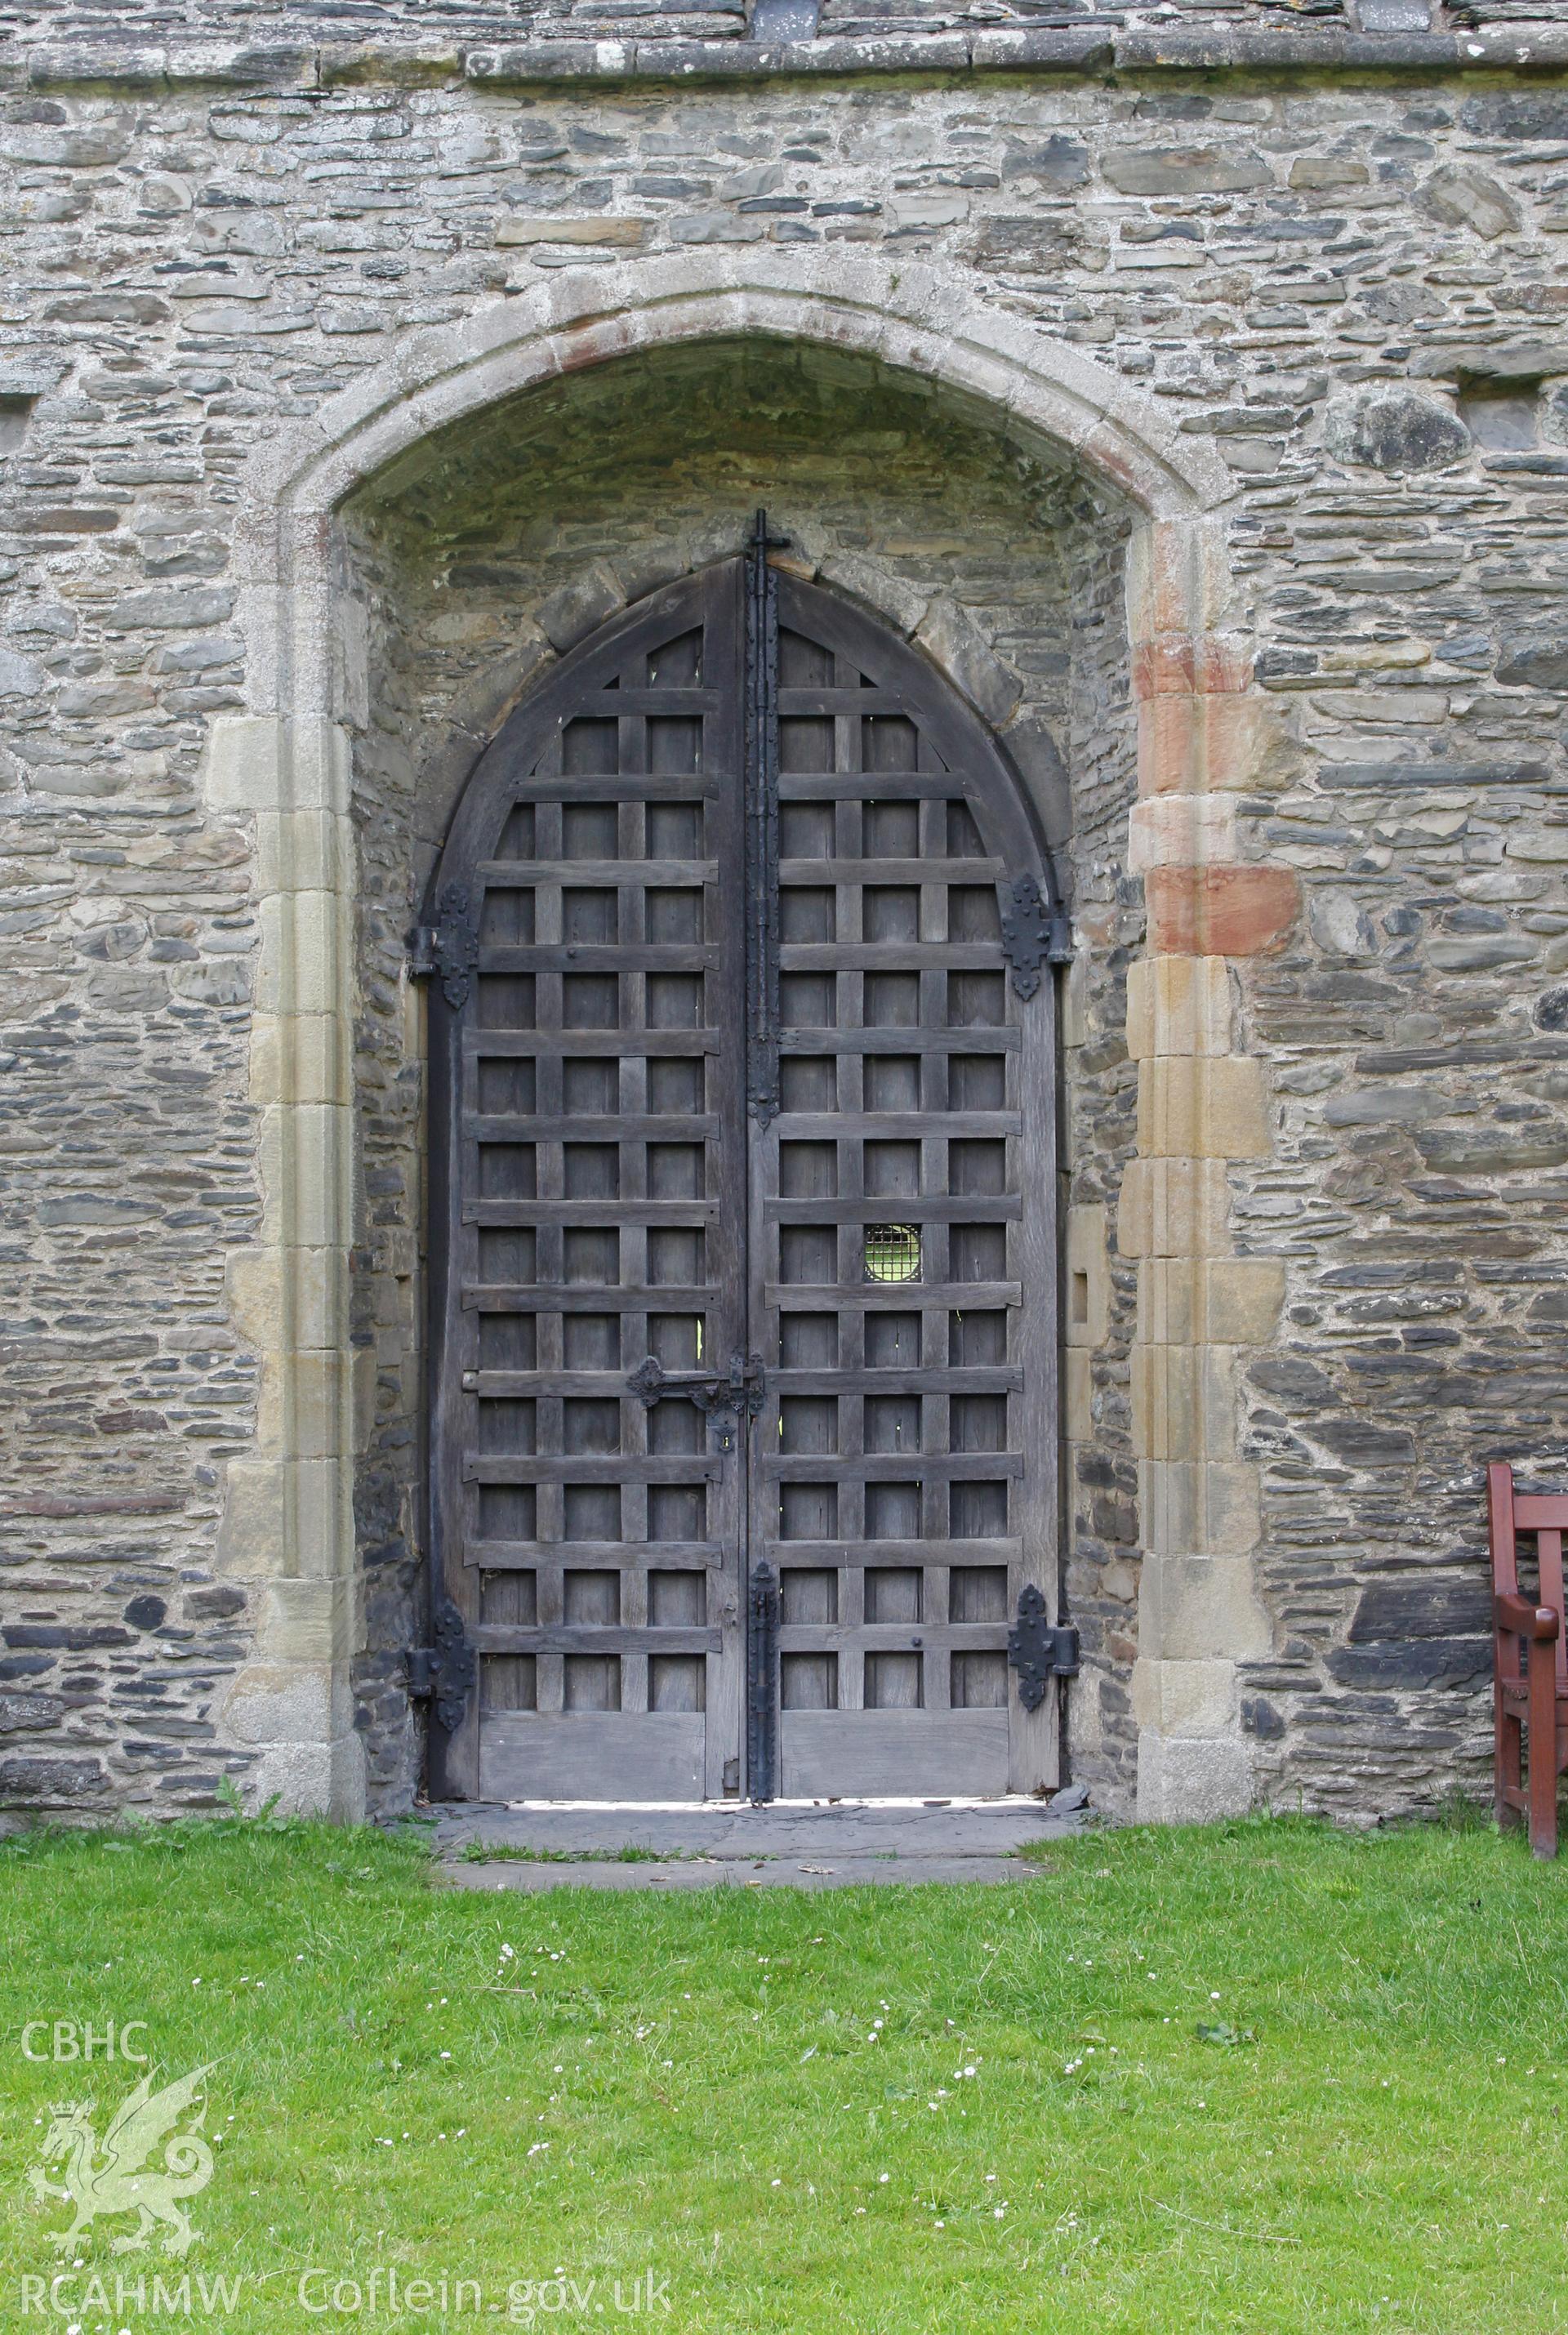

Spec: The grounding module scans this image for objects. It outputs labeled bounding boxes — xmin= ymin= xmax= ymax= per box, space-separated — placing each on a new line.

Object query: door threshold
xmin=428 ymin=1792 xmax=1087 ymax=1870
xmin=493 ymin=1794 xmax=1060 ymax=1813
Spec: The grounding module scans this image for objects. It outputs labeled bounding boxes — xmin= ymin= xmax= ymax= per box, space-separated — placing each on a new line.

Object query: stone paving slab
xmin=428 ymin=1794 xmax=1087 ymax=1888
xmin=441 ymin=1852 xmax=1051 ymax=1892
xmin=430 ymin=1794 xmax=1085 ymax=1858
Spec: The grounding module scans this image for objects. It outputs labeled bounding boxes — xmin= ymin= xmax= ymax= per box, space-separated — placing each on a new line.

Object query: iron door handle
xmin=626 ymin=1352 xmax=765 ymax=1452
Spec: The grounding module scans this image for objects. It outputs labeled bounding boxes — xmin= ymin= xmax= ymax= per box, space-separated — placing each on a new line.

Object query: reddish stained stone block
xmin=1132 ymin=633 xmax=1253 ymax=699
xmin=1146 ymin=864 xmax=1300 ymax=957
xmin=1138 ymin=692 xmax=1272 ymax=796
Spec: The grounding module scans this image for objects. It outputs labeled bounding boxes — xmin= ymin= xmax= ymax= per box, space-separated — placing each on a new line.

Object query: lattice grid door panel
xmin=428 ymin=559 xmax=1058 ymax=1804
xmin=432 ymin=574 xmax=749 ymax=1802
xmin=750 ymin=577 xmax=1057 ymax=1798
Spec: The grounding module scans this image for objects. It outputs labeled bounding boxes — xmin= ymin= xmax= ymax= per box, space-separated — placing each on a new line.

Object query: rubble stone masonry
xmin=2 ymin=0 xmax=1567 ymax=1825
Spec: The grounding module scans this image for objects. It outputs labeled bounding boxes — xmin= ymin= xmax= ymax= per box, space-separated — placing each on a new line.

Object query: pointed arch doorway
xmin=424 ymin=525 xmax=1068 ymax=1805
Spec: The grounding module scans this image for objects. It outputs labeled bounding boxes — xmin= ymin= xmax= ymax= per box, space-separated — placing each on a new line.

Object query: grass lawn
xmin=3 ymin=1812 xmax=1567 ymax=2333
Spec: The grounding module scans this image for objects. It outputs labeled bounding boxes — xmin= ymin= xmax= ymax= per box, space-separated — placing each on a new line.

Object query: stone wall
xmin=3 ymin=22 xmax=1568 ymax=1823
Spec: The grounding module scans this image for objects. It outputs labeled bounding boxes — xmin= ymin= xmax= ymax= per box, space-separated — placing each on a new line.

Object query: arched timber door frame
xmin=421 ymin=556 xmax=1067 ymax=1804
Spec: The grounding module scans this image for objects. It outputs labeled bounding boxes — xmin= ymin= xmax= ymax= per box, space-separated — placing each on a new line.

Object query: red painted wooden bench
xmin=1489 ymin=1461 xmax=1568 ymax=1859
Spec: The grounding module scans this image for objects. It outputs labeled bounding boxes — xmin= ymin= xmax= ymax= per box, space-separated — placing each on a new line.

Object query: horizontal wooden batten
xmin=781 ymin=857 xmax=1004 ymax=882
xmin=768 ymin=1367 xmax=1022 ymax=1394
xmin=766 ymin=1281 xmax=1021 ymax=1308
xmin=466 ymin=1114 xmax=722 ymax=1142
xmin=475 ymin=1626 xmax=720 ymax=1655
xmin=778 ymin=942 xmax=1005 ymax=972
xmin=566 ymin=688 xmax=723 ymax=715
xmin=466 ymin=1030 xmax=721 ymax=1057
xmin=474 ymin=945 xmax=718 ymax=973
xmin=766 ymin=1196 xmax=1020 ymax=1224
xmin=778 ymin=1028 xmax=1018 ymax=1055
xmin=776 ymin=1624 xmax=1006 ymax=1653
xmin=465 ymin=1199 xmax=719 ymax=1225
xmin=466 ymin=1540 xmax=719 ymax=1567
xmin=466 ymin=1455 xmax=722 ymax=1484
xmin=464 ymin=1283 xmax=715 ymax=1311
xmin=762 ymin=1451 xmax=1025 ymax=1482
xmin=483 ymin=774 xmax=714 ymax=809
xmin=768 ymin=1537 xmax=1021 ymax=1566
xmin=775 ymin=1112 xmax=1018 ymax=1138
xmin=477 ymin=855 xmax=715 ymax=883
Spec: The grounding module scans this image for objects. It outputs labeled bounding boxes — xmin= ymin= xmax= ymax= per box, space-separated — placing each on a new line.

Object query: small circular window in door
xmin=864 ymin=1223 xmax=922 ymax=1283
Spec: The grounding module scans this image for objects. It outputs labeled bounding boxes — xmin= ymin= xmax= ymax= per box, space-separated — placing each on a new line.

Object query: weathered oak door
xmin=425 ymin=545 xmax=1063 ymax=1804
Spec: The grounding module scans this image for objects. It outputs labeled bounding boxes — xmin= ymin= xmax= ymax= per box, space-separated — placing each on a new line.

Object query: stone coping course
xmin=3 ymin=20 xmax=1566 ymax=89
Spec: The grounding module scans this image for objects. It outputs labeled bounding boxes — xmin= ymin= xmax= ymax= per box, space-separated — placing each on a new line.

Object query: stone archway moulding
xmin=203 ymin=252 xmax=1290 ymax=1825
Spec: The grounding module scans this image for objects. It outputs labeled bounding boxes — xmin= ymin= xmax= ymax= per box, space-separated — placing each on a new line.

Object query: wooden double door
xmin=425 ymin=537 xmax=1064 ymax=1804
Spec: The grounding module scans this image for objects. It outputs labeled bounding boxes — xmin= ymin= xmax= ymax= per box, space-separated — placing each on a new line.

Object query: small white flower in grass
xmin=994 ymin=2208 xmax=1005 ymax=2220
xmin=771 ymin=2179 xmax=782 ymax=2188
xmin=878 ymin=2173 xmax=889 ymax=2185
xmin=1210 ymin=1993 xmax=1221 ymax=2002
xmin=440 ymin=2051 xmax=452 ymax=2061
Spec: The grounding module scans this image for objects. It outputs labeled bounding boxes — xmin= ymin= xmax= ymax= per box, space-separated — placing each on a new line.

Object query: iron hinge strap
xmin=1007 ymin=1584 xmax=1080 ymax=1712
xmin=408 ymin=1593 xmax=477 ymax=1735
xmin=408 ymin=882 xmax=480 ymax=1010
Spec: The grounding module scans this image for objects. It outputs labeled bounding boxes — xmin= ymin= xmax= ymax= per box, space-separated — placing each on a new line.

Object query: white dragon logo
xmin=28 ymin=2065 xmax=216 ymax=2257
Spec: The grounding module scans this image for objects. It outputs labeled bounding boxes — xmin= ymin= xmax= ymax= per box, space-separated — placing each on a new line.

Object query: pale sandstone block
xmin=243 ymin=1736 xmax=368 ymax=1824
xmin=1137 ymin=1257 xmax=1285 ymax=1345
xmin=1118 ymin=1156 xmax=1233 ymax=1259
xmin=203 ymin=714 xmax=351 ymax=814
xmin=1135 ymin=1731 xmax=1254 ymax=1824
xmin=227 ymin=1244 xmax=348 ymax=1354
xmin=257 ymin=1574 xmax=358 ymax=1665
xmin=218 ymin=1658 xmax=339 ymax=1748
xmin=216 ymin=1458 xmax=288 ymax=1577
xmin=1130 ymin=1343 xmax=1237 ymax=1463
xmin=1132 ymin=1655 xmax=1236 ymax=1737
xmin=1125 ymin=955 xmax=1232 ymax=1061
xmin=1065 ymin=1346 xmax=1093 ymax=1443
xmin=1066 ymin=1202 xmax=1110 ymax=1348
xmin=250 ymin=1013 xmax=352 ymax=1107
xmin=1127 ymin=792 xmax=1240 ymax=873
xmin=1137 ymin=1057 xmax=1271 ymax=1161
xmin=258 ymin=1103 xmax=353 ymax=1250
xmin=255 ymin=806 xmax=354 ymax=896
xmin=1138 ymin=1550 xmax=1273 ymax=1662
xmin=256 ymin=889 xmax=352 ymax=1018
xmin=283 ymin=1349 xmax=353 ymax=1464
xmin=1140 ymin=1457 xmax=1262 ymax=1557
xmin=285 ymin=1458 xmax=353 ymax=1580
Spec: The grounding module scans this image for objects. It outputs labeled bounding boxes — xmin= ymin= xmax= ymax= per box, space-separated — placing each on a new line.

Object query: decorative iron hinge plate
xmin=998 ymin=872 xmax=1073 ymax=1000
xmin=409 ymin=881 xmax=480 ymax=1010
xmin=1007 ymin=1585 xmax=1080 ymax=1711
xmin=408 ymin=1593 xmax=477 ymax=1734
